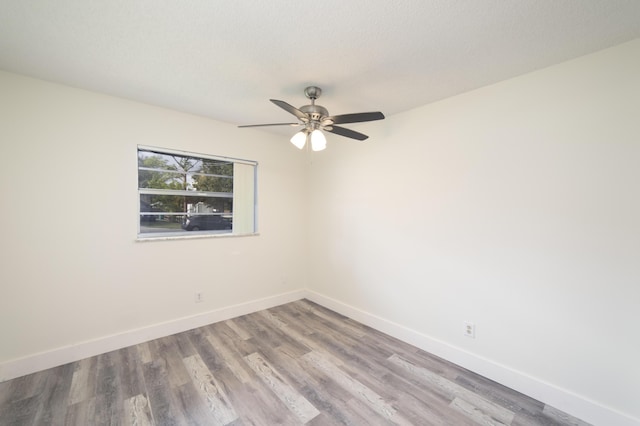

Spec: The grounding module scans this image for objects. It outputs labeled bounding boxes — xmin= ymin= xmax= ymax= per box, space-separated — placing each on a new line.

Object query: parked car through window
xmin=182 ymin=215 xmax=232 ymax=231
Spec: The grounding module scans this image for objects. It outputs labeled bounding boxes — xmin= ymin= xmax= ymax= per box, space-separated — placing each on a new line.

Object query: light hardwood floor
xmin=0 ymin=300 xmax=590 ymax=425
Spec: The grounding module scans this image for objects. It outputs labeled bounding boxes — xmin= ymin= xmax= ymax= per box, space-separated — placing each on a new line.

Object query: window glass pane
xmin=140 ymin=194 xmax=232 ymax=213
xmin=138 ymin=169 xmax=190 ymax=190
xmin=138 ymin=214 xmax=233 ymax=235
xmin=139 ymin=214 xmax=189 ymax=233
xmin=192 ymin=159 xmax=233 ymax=193
xmin=138 ymin=150 xmax=234 ymax=193
xmin=200 ymin=158 xmax=234 ymax=176
xmin=138 ymin=150 xmax=202 ymax=172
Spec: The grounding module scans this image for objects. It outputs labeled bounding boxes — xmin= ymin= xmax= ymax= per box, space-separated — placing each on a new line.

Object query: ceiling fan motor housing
xmin=300 ymin=104 xmax=329 ymax=121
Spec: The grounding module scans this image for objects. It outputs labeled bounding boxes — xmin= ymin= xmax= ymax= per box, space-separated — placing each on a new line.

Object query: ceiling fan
xmin=238 ymin=86 xmax=385 ymax=151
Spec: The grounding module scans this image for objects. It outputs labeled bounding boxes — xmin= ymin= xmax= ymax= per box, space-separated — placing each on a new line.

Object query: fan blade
xmin=325 ymin=111 xmax=385 ymax=125
xmin=270 ymin=99 xmax=309 ymax=121
xmin=238 ymin=123 xmax=300 ymax=128
xmin=325 ymin=125 xmax=369 ymax=141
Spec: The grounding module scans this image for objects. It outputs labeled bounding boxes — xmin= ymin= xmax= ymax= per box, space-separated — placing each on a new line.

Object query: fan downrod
xmin=300 ymin=86 xmax=328 ymax=119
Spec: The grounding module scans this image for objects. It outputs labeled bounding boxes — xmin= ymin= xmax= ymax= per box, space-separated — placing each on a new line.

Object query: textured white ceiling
xmin=1 ymin=1 xmax=639 ymax=131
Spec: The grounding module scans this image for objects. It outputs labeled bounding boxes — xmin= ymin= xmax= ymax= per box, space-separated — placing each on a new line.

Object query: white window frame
xmin=137 ymin=145 xmax=258 ymax=240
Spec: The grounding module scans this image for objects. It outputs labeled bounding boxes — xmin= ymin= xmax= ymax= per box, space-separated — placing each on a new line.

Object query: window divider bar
xmin=139 ymin=188 xmax=233 ymax=198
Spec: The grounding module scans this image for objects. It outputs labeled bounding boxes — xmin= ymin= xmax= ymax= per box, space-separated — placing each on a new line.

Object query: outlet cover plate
xmin=464 ymin=321 xmax=476 ymax=338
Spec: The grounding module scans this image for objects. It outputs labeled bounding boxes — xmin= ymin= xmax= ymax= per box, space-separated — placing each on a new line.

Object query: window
xmin=137 ymin=146 xmax=257 ymax=239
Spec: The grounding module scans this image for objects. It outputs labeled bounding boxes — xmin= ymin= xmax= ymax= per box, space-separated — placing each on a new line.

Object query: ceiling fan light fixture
xmin=310 ymin=129 xmax=327 ymax=151
xmin=290 ymin=130 xmax=307 ymax=149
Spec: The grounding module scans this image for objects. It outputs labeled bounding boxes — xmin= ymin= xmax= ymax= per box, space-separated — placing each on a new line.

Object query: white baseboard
xmin=305 ymin=290 xmax=640 ymax=426
xmin=0 ymin=289 xmax=305 ymax=383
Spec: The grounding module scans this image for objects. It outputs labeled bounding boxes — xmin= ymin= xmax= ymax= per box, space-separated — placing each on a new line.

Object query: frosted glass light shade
xmin=290 ymin=131 xmax=307 ymax=149
xmin=310 ymin=129 xmax=327 ymax=151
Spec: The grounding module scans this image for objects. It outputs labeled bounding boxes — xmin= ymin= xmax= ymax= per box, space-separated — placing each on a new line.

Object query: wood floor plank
xmin=271 ymin=303 xmax=321 ymax=340
xmin=136 ymin=341 xmax=154 ymax=364
xmin=142 ymin=355 xmax=187 ymax=425
xmin=302 ymin=391 xmax=369 ymax=426
xmin=212 ymin=364 xmax=302 ymax=426
xmin=153 ymin=336 xmax=192 ymax=388
xmin=207 ymin=322 xmax=260 ymax=358
xmin=68 ymin=356 xmax=98 ymax=405
xmin=244 ymin=351 xmax=320 ymax=424
xmin=296 ymin=300 xmax=368 ymax=339
xmin=173 ymin=381 xmax=219 ymax=426
xmin=450 ymin=396 xmax=511 ymax=426
xmin=253 ymin=307 xmax=347 ymax=369
xmin=542 ymin=405 xmax=592 ymax=426
xmin=224 ymin=318 xmax=253 ymax=341
xmin=182 ymin=353 xmax=238 ymax=425
xmin=1 ymin=394 xmax=40 ymax=425
xmin=302 ymin=350 xmax=412 ymax=425
xmin=206 ymin=332 xmax=253 ymax=384
xmin=388 ymin=354 xmax=516 ymax=425
xmin=257 ymin=340 xmax=375 ymax=426
xmin=375 ymin=369 xmax=476 ymax=426
xmin=243 ymin=311 xmax=311 ymax=357
xmin=0 ymin=299 xmax=593 ymax=426
xmin=186 ymin=326 xmax=227 ymax=374
xmin=301 ymin=364 xmax=397 ymax=426
xmin=173 ymin=332 xmax=198 ymax=359
xmin=33 ymin=362 xmax=74 ymax=425
xmin=0 ymin=368 xmax=49 ymax=404
xmin=64 ymin=396 xmax=97 ymax=425
xmin=93 ymin=351 xmax=125 ymax=425
xmin=117 ymin=345 xmax=147 ymax=401
xmin=291 ymin=318 xmax=410 ymax=403
xmin=123 ymin=393 xmax=153 ymax=426
xmin=454 ymin=370 xmax=546 ymax=418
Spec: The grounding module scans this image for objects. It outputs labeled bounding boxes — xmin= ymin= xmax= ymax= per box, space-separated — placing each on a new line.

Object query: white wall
xmin=308 ymin=39 xmax=640 ymax=424
xmin=0 ymin=71 xmax=308 ymax=374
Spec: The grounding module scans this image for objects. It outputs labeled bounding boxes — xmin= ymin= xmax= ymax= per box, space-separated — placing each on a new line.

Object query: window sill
xmin=136 ymin=232 xmax=259 ymax=242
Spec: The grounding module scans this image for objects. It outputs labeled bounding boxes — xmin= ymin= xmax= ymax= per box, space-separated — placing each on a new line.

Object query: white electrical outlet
xmin=195 ymin=292 xmax=204 ymax=303
xmin=464 ymin=321 xmax=476 ymax=338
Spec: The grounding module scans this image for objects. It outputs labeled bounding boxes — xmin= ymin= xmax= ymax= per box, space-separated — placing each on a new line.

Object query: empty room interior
xmin=1 ymin=2 xmax=639 ymax=425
